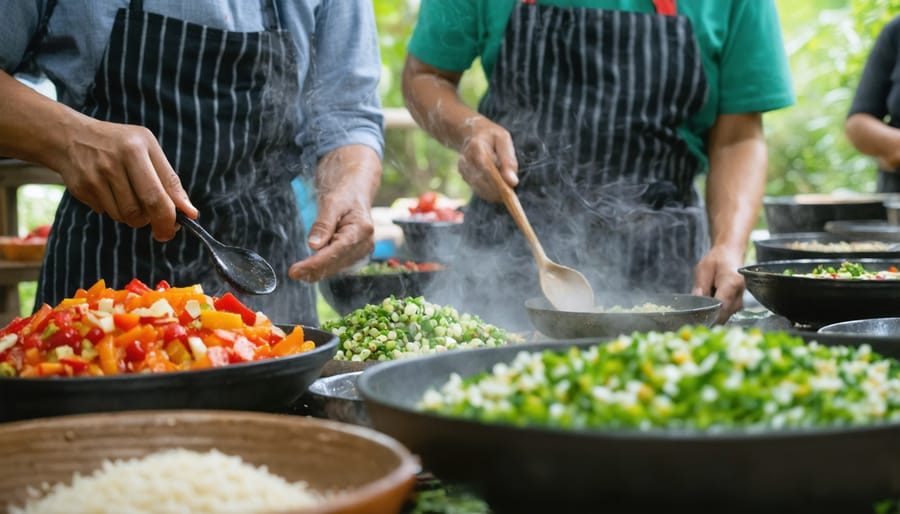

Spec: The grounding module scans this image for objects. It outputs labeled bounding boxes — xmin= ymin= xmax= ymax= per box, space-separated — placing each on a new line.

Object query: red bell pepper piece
xmin=213 ymin=292 xmax=256 ymax=325
xmin=125 ymin=278 xmax=153 ymax=295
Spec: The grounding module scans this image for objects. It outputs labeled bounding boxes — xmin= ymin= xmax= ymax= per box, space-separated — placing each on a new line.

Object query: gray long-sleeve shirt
xmin=1 ymin=0 xmax=384 ymax=161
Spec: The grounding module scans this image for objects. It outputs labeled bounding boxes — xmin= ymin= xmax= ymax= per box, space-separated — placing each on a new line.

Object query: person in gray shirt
xmin=0 ymin=0 xmax=384 ymax=324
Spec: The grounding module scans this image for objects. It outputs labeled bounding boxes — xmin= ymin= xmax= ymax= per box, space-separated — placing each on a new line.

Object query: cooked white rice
xmin=8 ymin=449 xmax=321 ymax=514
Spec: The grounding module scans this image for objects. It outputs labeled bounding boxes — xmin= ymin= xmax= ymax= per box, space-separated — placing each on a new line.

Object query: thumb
xmin=494 ymin=134 xmax=519 ymax=187
xmin=692 ymin=262 xmax=713 ymax=297
xmin=307 ymin=206 xmax=337 ymax=251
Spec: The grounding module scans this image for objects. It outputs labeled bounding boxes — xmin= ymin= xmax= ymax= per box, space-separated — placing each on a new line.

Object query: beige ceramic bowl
xmin=0 ymin=410 xmax=419 ymax=514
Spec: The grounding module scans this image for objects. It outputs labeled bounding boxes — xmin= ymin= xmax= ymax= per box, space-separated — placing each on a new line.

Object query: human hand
xmin=691 ymin=245 xmax=746 ymax=324
xmin=458 ymin=117 xmax=519 ymax=203
xmin=288 ymin=145 xmax=380 ymax=282
xmin=58 ymin=117 xmax=197 ymax=240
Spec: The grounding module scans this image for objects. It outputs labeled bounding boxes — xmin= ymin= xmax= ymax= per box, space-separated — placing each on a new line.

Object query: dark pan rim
xmin=0 ymin=325 xmax=337 ymax=385
xmin=359 ymin=338 xmax=900 ymax=442
xmin=740 ymin=258 xmax=900 ymax=282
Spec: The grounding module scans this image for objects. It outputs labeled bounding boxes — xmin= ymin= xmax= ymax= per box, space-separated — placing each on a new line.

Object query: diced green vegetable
xmin=323 ymin=296 xmax=520 ymax=361
xmin=420 ymin=325 xmax=900 ymax=431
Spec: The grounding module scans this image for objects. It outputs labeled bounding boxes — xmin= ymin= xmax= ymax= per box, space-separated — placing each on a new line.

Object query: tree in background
xmin=754 ymin=0 xmax=898 ymax=197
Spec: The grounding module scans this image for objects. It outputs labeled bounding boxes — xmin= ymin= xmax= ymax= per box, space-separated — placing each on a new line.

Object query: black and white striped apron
xmin=36 ymin=0 xmax=317 ymax=325
xmin=442 ymin=0 xmax=710 ymax=329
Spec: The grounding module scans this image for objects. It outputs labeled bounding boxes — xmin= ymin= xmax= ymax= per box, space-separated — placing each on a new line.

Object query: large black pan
xmin=825 ymin=219 xmax=900 ymax=242
xmin=739 ymin=258 xmax=900 ymax=328
xmin=0 ymin=326 xmax=337 ymax=422
xmin=525 ymin=292 xmax=721 ymax=339
xmin=762 ymin=194 xmax=888 ymax=234
xmin=359 ymin=333 xmax=900 ymax=514
xmin=753 ymin=232 xmax=900 ymax=262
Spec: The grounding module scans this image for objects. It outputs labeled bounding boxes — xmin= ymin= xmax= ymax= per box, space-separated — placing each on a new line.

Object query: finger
xmin=692 ymin=260 xmax=714 ymax=297
xmin=148 ymin=142 xmax=197 ymax=218
xmin=291 ymin=228 xmax=373 ymax=281
xmin=306 ymin=206 xmax=339 ymax=251
xmin=493 ymin=133 xmax=519 ymax=187
xmin=128 ymin=148 xmax=179 ymax=241
xmin=104 ymin=161 xmax=149 ymax=228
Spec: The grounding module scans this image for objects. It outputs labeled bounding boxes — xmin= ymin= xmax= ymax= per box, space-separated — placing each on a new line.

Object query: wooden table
xmin=0 ymin=159 xmax=63 ymax=323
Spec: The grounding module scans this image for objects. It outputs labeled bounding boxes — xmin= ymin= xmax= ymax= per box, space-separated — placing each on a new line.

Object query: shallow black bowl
xmin=525 ymin=292 xmax=721 ymax=339
xmin=320 ymin=268 xmax=444 ymax=316
xmin=763 ymin=194 xmax=888 ymax=234
xmin=740 ymin=259 xmax=900 ymax=327
xmin=392 ymin=218 xmax=463 ymax=263
xmin=753 ymin=232 xmax=900 ymax=262
xmin=0 ymin=326 xmax=337 ymax=422
xmin=360 ymin=333 xmax=900 ymax=514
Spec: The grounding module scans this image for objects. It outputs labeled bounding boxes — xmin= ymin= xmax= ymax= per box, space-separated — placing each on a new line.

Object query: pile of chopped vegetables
xmin=420 ymin=325 xmax=900 ymax=431
xmin=407 ymin=191 xmax=464 ymax=222
xmin=0 ymin=279 xmax=315 ymax=378
xmin=784 ymin=261 xmax=900 ymax=280
xmin=323 ymin=296 xmax=519 ymax=362
xmin=356 ymin=258 xmax=443 ymax=275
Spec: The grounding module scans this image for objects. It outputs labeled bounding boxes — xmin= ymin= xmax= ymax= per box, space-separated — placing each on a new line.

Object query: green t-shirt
xmin=408 ymin=0 xmax=795 ymax=169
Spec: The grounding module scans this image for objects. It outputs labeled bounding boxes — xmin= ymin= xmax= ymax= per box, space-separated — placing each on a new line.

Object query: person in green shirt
xmin=405 ymin=0 xmax=794 ymax=328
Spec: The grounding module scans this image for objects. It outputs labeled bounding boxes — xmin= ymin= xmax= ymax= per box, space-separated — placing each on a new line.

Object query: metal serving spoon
xmin=486 ymin=164 xmax=595 ymax=312
xmin=176 ymin=211 xmax=277 ymax=295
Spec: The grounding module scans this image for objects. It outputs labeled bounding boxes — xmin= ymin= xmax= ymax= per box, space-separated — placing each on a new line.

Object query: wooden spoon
xmin=486 ymin=164 xmax=595 ymax=312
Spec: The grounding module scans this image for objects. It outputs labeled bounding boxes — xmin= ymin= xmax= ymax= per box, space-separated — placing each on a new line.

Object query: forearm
xmin=845 ymin=113 xmax=900 ymax=165
xmin=0 ymin=70 xmax=84 ymax=170
xmin=402 ymin=55 xmax=484 ymax=152
xmin=315 ymin=144 xmax=382 ymax=207
xmin=705 ymin=113 xmax=767 ymax=259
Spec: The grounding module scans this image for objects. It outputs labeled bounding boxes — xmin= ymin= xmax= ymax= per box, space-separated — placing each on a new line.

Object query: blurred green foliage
xmin=374 ymin=0 xmax=486 ymax=206
xmin=765 ymin=0 xmax=900 ymax=197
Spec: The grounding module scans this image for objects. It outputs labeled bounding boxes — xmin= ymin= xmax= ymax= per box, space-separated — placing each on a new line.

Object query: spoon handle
xmin=485 ymin=163 xmax=549 ymax=265
xmin=176 ymin=211 xmax=218 ymax=248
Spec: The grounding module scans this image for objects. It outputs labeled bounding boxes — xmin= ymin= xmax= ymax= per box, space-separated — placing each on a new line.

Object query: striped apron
xmin=35 ymin=0 xmax=317 ymax=325
xmin=445 ymin=0 xmax=710 ymax=329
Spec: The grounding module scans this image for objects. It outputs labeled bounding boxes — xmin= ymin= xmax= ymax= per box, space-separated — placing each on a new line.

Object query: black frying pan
xmin=359 ymin=333 xmax=900 ymax=514
xmin=0 ymin=326 xmax=337 ymax=422
xmin=753 ymin=232 xmax=900 ymax=262
xmin=319 ymin=267 xmax=444 ymax=316
xmin=739 ymin=258 xmax=900 ymax=328
xmin=525 ymin=292 xmax=721 ymax=339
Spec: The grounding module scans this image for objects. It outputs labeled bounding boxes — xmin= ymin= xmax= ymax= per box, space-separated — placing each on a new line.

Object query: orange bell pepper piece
xmin=200 ymin=310 xmax=243 ymax=330
xmin=97 ymin=335 xmax=120 ymax=375
xmin=272 ymin=326 xmax=313 ymax=356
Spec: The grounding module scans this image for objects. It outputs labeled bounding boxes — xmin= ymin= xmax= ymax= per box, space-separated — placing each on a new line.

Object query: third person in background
xmin=846 ymin=15 xmax=900 ymax=193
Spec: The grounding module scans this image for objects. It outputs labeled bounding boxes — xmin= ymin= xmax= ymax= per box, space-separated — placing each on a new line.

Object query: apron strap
xmin=127 ymin=0 xmax=282 ymax=30
xmin=520 ymin=0 xmax=677 ymax=15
